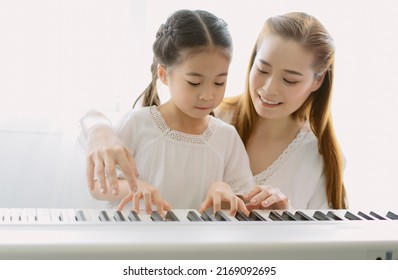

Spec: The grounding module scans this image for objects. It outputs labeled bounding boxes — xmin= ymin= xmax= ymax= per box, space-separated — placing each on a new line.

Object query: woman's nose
xmin=261 ymin=77 xmax=279 ymax=95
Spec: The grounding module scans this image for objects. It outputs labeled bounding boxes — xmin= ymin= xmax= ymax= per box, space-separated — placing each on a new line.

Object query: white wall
xmin=0 ymin=0 xmax=397 ymax=210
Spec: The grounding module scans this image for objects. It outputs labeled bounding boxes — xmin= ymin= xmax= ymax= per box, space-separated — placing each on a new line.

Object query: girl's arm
xmin=80 ymin=110 xmax=138 ymax=195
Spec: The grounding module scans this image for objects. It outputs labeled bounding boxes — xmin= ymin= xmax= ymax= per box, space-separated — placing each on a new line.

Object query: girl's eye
xmin=257 ymin=67 xmax=269 ymax=75
xmin=215 ymin=82 xmax=225 ymax=86
xmin=187 ymin=81 xmax=200 ymax=86
xmin=283 ymin=79 xmax=298 ymax=85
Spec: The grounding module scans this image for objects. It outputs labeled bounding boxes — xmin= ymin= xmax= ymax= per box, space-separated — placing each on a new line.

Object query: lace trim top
xmin=150 ymin=105 xmax=214 ymax=145
xmin=253 ymin=125 xmax=311 ymax=184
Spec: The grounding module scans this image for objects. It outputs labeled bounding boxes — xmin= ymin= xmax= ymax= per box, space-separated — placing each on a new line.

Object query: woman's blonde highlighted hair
xmin=223 ymin=12 xmax=347 ymax=209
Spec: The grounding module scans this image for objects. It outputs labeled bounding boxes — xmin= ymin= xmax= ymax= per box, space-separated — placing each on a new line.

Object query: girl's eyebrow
xmin=185 ymin=72 xmax=228 ymax=77
xmin=258 ymin=59 xmax=303 ymax=76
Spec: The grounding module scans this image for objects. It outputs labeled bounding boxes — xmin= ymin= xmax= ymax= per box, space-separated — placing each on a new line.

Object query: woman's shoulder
xmin=296 ymin=124 xmax=321 ymax=156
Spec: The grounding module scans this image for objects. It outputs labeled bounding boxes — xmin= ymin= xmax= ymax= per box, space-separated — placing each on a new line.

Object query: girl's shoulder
xmin=114 ymin=106 xmax=153 ymax=130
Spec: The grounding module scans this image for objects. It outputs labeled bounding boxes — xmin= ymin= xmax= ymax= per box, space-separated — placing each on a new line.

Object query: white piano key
xmin=170 ymin=209 xmax=199 ymax=222
xmin=0 ymin=208 xmax=11 ymax=222
xmin=49 ymin=208 xmax=62 ymax=223
xmin=10 ymin=208 xmax=22 ymax=223
xmin=88 ymin=209 xmax=104 ymax=222
xmin=135 ymin=211 xmax=154 ymax=222
xmin=20 ymin=208 xmax=37 ymax=222
xmin=36 ymin=208 xmax=52 ymax=223
xmin=61 ymin=209 xmax=78 ymax=223
xmin=0 ymin=209 xmax=4 ymax=222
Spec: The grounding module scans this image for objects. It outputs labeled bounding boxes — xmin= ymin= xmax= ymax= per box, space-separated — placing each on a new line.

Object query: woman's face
xmin=249 ymin=32 xmax=323 ymax=120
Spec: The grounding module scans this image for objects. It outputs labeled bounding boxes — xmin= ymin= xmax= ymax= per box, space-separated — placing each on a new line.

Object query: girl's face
xmin=159 ymin=49 xmax=229 ymax=119
xmin=249 ymin=32 xmax=323 ymax=120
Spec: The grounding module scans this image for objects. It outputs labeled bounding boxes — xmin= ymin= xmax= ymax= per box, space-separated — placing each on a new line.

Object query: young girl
xmin=88 ymin=9 xmax=255 ymax=215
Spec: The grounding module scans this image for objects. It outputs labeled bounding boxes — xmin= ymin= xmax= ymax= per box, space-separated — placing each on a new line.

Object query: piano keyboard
xmin=1 ymin=208 xmax=397 ymax=260
xmin=1 ymin=208 xmax=398 ymax=223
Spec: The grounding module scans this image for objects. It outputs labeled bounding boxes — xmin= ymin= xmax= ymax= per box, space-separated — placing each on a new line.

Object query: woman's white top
xmin=216 ymin=108 xmax=328 ymax=209
xmin=114 ymin=106 xmax=255 ymax=209
xmin=253 ymin=125 xmax=328 ymax=209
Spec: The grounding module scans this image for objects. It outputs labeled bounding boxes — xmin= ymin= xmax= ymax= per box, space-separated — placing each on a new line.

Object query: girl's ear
xmin=157 ymin=64 xmax=168 ymax=86
xmin=311 ymin=71 xmax=325 ymax=92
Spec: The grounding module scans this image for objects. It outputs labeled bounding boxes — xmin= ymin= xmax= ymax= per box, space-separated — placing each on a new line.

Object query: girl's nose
xmin=199 ymin=89 xmax=214 ymax=101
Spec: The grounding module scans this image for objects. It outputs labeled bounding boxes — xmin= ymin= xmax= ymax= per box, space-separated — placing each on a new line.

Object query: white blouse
xmin=252 ymin=125 xmax=328 ymax=209
xmin=216 ymin=108 xmax=328 ymax=209
xmin=114 ymin=106 xmax=255 ymax=209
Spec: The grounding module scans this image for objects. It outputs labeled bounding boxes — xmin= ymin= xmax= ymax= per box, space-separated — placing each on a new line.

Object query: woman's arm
xmin=80 ymin=110 xmax=138 ymax=195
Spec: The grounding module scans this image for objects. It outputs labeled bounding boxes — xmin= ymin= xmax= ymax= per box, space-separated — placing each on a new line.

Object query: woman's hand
xmin=86 ymin=124 xmax=138 ymax=196
xmin=199 ymin=182 xmax=250 ymax=216
xmin=243 ymin=185 xmax=291 ymax=210
xmin=117 ymin=180 xmax=172 ymax=216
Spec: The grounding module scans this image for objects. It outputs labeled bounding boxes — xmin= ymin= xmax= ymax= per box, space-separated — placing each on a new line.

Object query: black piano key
xmin=150 ymin=211 xmax=164 ymax=222
xmin=127 ymin=211 xmax=141 ymax=222
xmin=269 ymin=211 xmax=284 ymax=221
xmin=344 ymin=211 xmax=361 ymax=220
xmin=165 ymin=211 xmax=179 ymax=221
xmin=214 ymin=211 xmax=230 ymax=222
xmin=386 ymin=211 xmax=398 ymax=220
xmin=313 ymin=211 xmax=333 ymax=221
xmin=128 ymin=211 xmax=141 ymax=222
xmin=201 ymin=211 xmax=217 ymax=221
xmin=249 ymin=211 xmax=267 ymax=221
xmin=282 ymin=211 xmax=297 ymax=221
xmin=75 ymin=210 xmax=86 ymax=222
xmin=313 ymin=210 xmax=332 ymax=221
xmin=357 ymin=211 xmax=374 ymax=220
xmin=294 ymin=211 xmax=314 ymax=221
xmin=235 ymin=211 xmax=250 ymax=221
xmin=113 ymin=211 xmax=125 ymax=222
xmin=326 ymin=211 xmax=343 ymax=221
xmin=369 ymin=211 xmax=386 ymax=220
xmin=187 ymin=211 xmax=203 ymax=222
xmin=99 ymin=210 xmax=110 ymax=222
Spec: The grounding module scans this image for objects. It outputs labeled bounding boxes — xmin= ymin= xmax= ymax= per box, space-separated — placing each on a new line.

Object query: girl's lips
xmin=195 ymin=106 xmax=212 ymax=110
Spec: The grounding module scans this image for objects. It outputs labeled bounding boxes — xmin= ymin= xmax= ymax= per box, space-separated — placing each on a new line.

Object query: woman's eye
xmin=215 ymin=82 xmax=225 ymax=86
xmin=187 ymin=81 xmax=200 ymax=86
xmin=283 ymin=79 xmax=298 ymax=85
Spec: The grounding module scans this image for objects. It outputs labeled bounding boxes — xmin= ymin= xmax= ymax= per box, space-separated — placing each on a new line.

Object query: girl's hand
xmin=117 ymin=180 xmax=172 ymax=216
xmin=243 ymin=185 xmax=291 ymax=210
xmin=199 ymin=182 xmax=250 ymax=216
xmin=86 ymin=125 xmax=138 ymax=196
